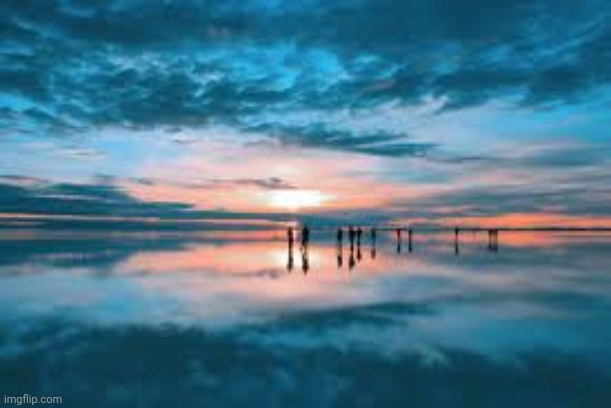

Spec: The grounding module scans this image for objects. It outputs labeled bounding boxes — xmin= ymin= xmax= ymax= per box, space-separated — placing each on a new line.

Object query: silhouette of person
xmin=287 ymin=227 xmax=294 ymax=249
xmin=336 ymin=227 xmax=344 ymax=269
xmin=287 ymin=227 xmax=294 ymax=272
xmin=370 ymin=228 xmax=377 ymax=259
xmin=355 ymin=227 xmax=362 ymax=262
xmin=396 ymin=228 xmax=402 ymax=253
xmin=348 ymin=225 xmax=355 ymax=251
xmin=299 ymin=225 xmax=310 ymax=273
xmin=301 ymin=225 xmax=310 ymax=249
xmin=454 ymin=228 xmax=460 ymax=256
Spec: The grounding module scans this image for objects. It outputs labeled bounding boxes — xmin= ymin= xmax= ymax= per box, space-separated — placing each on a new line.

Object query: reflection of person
xmin=302 ymin=245 xmax=309 ymax=274
xmin=287 ymin=248 xmax=294 ymax=272
xmin=488 ymin=229 xmax=499 ymax=252
xmin=349 ymin=246 xmax=356 ymax=270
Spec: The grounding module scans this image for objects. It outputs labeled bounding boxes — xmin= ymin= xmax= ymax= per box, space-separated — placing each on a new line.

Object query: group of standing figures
xmin=287 ymin=225 xmax=501 ymax=272
xmin=286 ymin=225 xmax=309 ymax=273
xmin=286 ymin=225 xmax=379 ymax=273
xmin=336 ymin=226 xmax=377 ymax=270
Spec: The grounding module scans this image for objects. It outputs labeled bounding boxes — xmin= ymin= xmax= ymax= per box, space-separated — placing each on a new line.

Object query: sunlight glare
xmin=268 ymin=189 xmax=328 ymax=211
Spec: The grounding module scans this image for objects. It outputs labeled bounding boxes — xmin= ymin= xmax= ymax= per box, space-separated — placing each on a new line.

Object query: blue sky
xmin=1 ymin=0 xmax=610 ymax=228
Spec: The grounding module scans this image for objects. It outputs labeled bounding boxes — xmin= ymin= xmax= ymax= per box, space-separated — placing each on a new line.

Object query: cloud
xmin=58 ymin=146 xmax=106 ymax=160
xmin=394 ymin=180 xmax=611 ymax=222
xmin=0 ymin=176 xmax=298 ymax=229
xmin=131 ymin=176 xmax=298 ymax=191
xmin=247 ymin=123 xmax=435 ymax=157
xmin=0 ymin=176 xmax=187 ymax=216
xmin=0 ymin=0 xmax=609 ymax=144
xmin=0 ymin=0 xmax=609 ymax=223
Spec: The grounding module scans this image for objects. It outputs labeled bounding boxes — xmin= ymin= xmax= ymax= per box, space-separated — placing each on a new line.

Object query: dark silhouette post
xmin=348 ymin=225 xmax=355 ymax=252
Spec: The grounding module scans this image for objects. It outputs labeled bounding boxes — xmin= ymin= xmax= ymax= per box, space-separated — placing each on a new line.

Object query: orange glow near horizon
xmin=123 ymin=141 xmax=431 ymax=214
xmin=437 ymin=213 xmax=611 ymax=229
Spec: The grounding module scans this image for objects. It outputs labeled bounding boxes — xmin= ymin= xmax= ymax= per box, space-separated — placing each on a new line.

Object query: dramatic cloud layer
xmin=0 ymin=0 xmax=610 ymax=226
xmin=0 ymin=176 xmax=299 ymax=230
xmin=2 ymin=0 xmax=610 ymax=135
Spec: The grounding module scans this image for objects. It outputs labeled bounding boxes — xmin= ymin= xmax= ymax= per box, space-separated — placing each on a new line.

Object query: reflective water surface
xmin=1 ymin=230 xmax=611 ymax=406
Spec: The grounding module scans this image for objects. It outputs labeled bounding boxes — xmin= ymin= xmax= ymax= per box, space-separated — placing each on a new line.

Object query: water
xmin=1 ymin=230 xmax=611 ymax=406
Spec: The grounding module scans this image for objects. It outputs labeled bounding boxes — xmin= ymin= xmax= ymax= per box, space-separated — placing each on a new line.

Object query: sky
xmin=1 ymin=0 xmax=611 ymax=229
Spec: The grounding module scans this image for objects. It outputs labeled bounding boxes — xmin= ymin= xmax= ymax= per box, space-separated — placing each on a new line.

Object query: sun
xmin=267 ymin=189 xmax=328 ymax=211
